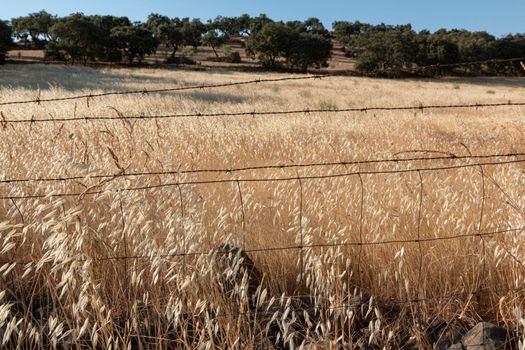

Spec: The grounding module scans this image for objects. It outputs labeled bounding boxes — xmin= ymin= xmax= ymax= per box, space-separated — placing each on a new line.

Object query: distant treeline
xmin=333 ymin=21 xmax=525 ymax=76
xmin=0 ymin=11 xmax=524 ymax=75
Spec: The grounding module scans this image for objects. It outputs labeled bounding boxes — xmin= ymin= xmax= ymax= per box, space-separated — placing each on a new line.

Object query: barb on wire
xmin=1 ymin=152 xmax=524 ymax=185
xmin=0 ymin=75 xmax=328 ymax=107
xmin=1 ymin=158 xmax=524 ymax=201
xmin=3 ymin=100 xmax=525 ymax=124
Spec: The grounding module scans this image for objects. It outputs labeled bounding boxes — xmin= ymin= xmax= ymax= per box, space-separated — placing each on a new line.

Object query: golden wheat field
xmin=0 ymin=63 xmax=524 ymax=349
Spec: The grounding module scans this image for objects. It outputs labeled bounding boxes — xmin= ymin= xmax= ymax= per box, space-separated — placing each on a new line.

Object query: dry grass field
xmin=0 ymin=63 xmax=524 ymax=349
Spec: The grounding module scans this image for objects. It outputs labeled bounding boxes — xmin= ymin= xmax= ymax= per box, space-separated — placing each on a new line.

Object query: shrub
xmin=226 ymin=51 xmax=241 ymax=63
xmin=319 ymin=100 xmax=338 ymax=110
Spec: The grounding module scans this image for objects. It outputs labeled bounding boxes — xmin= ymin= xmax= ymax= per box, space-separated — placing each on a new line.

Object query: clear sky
xmin=2 ymin=0 xmax=524 ymax=37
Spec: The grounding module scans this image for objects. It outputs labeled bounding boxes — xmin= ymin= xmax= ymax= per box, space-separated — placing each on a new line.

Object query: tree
xmin=91 ymin=15 xmax=131 ymax=62
xmin=0 ymin=21 xmax=13 ymax=63
xmin=247 ymin=22 xmax=331 ymax=72
xmin=211 ymin=16 xmax=239 ymax=39
xmin=158 ymin=23 xmax=183 ymax=59
xmin=416 ymin=31 xmax=460 ymax=66
xmin=354 ymin=25 xmax=419 ymax=74
xmin=145 ymin=14 xmax=184 ymax=60
xmin=180 ymin=18 xmax=206 ymax=48
xmin=208 ymin=14 xmax=252 ymax=37
xmin=287 ymin=32 xmax=332 ymax=72
xmin=202 ymin=30 xmax=226 ymax=57
xmin=237 ymin=14 xmax=252 ymax=36
xmin=48 ymin=13 xmax=99 ymax=64
xmin=332 ymin=21 xmax=372 ymax=40
xmin=111 ymin=25 xmax=158 ymax=64
xmin=11 ymin=10 xmax=56 ymax=47
xmin=302 ymin=17 xmax=328 ymax=36
xmin=249 ymin=14 xmax=274 ymax=35
xmin=247 ymin=22 xmax=293 ymax=68
xmin=145 ymin=13 xmax=171 ymax=35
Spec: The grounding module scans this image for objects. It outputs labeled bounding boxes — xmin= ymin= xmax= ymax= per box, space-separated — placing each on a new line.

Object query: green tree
xmin=210 ymin=16 xmax=240 ymax=39
xmin=180 ymin=18 xmax=206 ymax=49
xmin=0 ymin=21 xmax=13 ymax=63
xmin=237 ymin=14 xmax=252 ymax=36
xmin=354 ymin=25 xmax=418 ymax=74
xmin=91 ymin=15 xmax=131 ymax=62
xmin=332 ymin=21 xmax=370 ymax=38
xmin=145 ymin=13 xmax=171 ymax=35
xmin=48 ymin=13 xmax=99 ymax=64
xmin=247 ymin=22 xmax=293 ymax=68
xmin=247 ymin=22 xmax=331 ymax=72
xmin=302 ymin=17 xmax=328 ymax=36
xmin=249 ymin=14 xmax=274 ymax=35
xmin=145 ymin=14 xmax=184 ymax=60
xmin=111 ymin=25 xmax=158 ymax=64
xmin=11 ymin=10 xmax=56 ymax=47
xmin=158 ymin=23 xmax=183 ymax=59
xmin=416 ymin=31 xmax=460 ymax=66
xmin=202 ymin=30 xmax=226 ymax=57
xmin=287 ymin=32 xmax=332 ymax=72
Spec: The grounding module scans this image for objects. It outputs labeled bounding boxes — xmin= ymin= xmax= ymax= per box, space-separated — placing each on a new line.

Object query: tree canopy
xmin=111 ymin=25 xmax=159 ymax=64
xmin=247 ymin=20 xmax=332 ymax=72
xmin=11 ymin=10 xmax=56 ymax=47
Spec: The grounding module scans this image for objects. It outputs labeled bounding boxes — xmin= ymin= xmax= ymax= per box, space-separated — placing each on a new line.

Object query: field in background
xmin=0 ymin=64 xmax=524 ymax=348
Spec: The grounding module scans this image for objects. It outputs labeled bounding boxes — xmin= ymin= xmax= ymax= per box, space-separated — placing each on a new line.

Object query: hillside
xmin=7 ymin=38 xmax=357 ymax=74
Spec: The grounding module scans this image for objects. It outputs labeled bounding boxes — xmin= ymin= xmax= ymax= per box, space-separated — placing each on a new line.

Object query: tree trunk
xmin=211 ymin=44 xmax=219 ymax=58
xmin=170 ymin=44 xmax=178 ymax=58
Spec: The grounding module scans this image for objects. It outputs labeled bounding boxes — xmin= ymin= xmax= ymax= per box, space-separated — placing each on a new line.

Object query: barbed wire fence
xmin=0 ymin=61 xmax=524 ymax=347
xmin=2 ymin=100 xmax=525 ymax=125
xmin=1 ymin=152 xmax=523 ymax=346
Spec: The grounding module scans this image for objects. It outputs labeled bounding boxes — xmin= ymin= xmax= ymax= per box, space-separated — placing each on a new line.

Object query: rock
xmin=461 ymin=322 xmax=515 ymax=350
xmin=426 ymin=318 xmax=469 ymax=350
xmin=211 ymin=244 xmax=263 ymax=308
xmin=447 ymin=343 xmax=464 ymax=350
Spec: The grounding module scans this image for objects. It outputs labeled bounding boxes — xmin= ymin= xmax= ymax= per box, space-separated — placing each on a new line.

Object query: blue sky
xmin=3 ymin=0 xmax=524 ymax=37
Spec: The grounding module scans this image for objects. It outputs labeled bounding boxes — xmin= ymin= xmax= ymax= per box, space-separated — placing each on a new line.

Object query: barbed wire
xmin=123 ymin=226 xmax=525 ymax=261
xmin=1 ymin=152 xmax=523 ymax=185
xmin=2 ymin=100 xmax=525 ymax=124
xmin=0 ymin=75 xmax=328 ymax=107
xmin=1 ymin=226 xmax=523 ymax=265
xmin=1 ymin=158 xmax=523 ymax=201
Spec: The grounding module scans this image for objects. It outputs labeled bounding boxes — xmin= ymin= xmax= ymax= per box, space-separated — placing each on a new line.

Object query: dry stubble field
xmin=0 ymin=64 xmax=524 ymax=349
